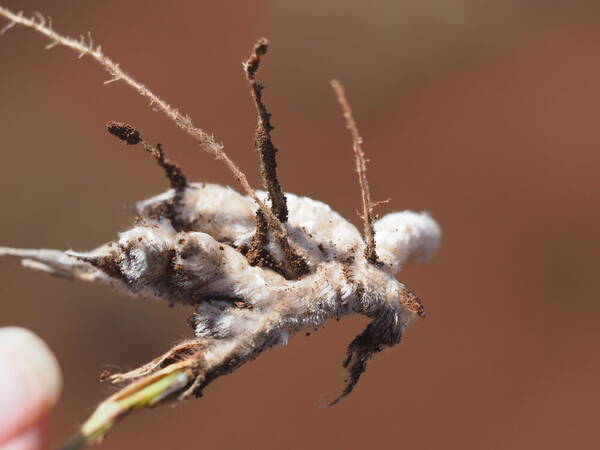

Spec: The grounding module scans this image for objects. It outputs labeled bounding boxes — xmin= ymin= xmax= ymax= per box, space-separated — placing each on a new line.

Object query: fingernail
xmin=0 ymin=327 xmax=62 ymax=444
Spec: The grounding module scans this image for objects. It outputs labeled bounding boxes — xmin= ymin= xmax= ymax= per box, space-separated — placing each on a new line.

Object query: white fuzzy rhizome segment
xmin=0 ymin=182 xmax=440 ymax=404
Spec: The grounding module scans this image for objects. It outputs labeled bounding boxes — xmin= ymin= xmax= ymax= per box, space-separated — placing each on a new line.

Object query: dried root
xmin=331 ymin=80 xmax=380 ymax=264
xmin=106 ymin=121 xmax=188 ymax=229
xmin=242 ymin=38 xmax=309 ymax=278
xmin=244 ymin=38 xmax=288 ymax=223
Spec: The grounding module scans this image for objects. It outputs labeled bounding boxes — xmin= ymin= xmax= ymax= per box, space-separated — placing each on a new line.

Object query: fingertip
xmin=0 ymin=327 xmax=62 ymax=444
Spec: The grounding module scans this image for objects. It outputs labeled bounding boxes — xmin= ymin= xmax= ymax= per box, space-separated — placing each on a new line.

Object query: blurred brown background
xmin=1 ymin=1 xmax=599 ymax=449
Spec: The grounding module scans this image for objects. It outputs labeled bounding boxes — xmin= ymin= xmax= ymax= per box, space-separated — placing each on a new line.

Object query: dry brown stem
xmin=331 ymin=80 xmax=379 ymax=264
xmin=244 ymin=38 xmax=288 ymax=223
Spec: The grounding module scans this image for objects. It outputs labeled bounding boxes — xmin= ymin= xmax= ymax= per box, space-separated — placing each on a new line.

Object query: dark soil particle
xmin=106 ymin=121 xmax=141 ymax=145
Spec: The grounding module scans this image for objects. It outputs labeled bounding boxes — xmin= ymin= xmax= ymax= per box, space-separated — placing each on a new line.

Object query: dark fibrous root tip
xmin=153 ymin=143 xmax=188 ymax=192
xmin=106 ymin=121 xmax=141 ymax=145
xmin=245 ymin=37 xmax=269 ymax=78
xmin=255 ymin=37 xmax=269 ymax=54
xmin=326 ymin=353 xmax=367 ymax=407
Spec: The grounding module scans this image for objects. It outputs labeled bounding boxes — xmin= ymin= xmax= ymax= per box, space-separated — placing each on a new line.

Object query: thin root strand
xmin=244 ymin=37 xmax=289 ymax=223
xmin=331 ymin=80 xmax=380 ymax=265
